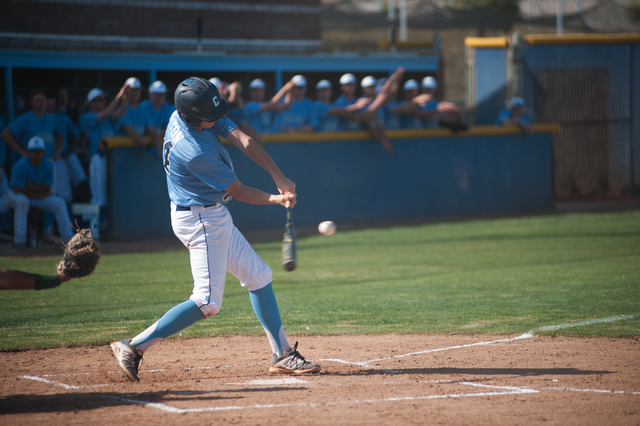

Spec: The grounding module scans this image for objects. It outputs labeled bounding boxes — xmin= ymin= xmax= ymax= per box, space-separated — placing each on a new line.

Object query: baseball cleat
xmin=110 ymin=340 xmax=143 ymax=382
xmin=269 ymin=342 xmax=321 ymax=374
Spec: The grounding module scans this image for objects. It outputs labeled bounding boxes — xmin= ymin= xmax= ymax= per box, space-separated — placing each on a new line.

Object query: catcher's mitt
xmin=57 ymin=227 xmax=101 ymax=279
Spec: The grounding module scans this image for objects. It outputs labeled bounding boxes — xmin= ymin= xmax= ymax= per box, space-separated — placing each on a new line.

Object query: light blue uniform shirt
xmin=398 ymin=100 xmax=424 ymax=129
xmin=243 ymin=101 xmax=273 ymax=133
xmin=138 ymin=100 xmax=175 ymax=134
xmin=80 ymin=112 xmax=116 ymax=156
xmin=116 ymin=104 xmax=150 ymax=136
xmin=419 ymin=99 xmax=440 ymax=128
xmin=54 ymin=111 xmax=81 ymax=156
xmin=10 ymin=156 xmax=55 ymax=190
xmin=7 ymin=111 xmax=61 ymax=159
xmin=333 ymin=94 xmax=361 ymax=131
xmin=384 ymin=101 xmax=402 ymax=130
xmin=314 ymin=100 xmax=340 ymax=132
xmin=271 ymin=98 xmax=318 ymax=133
xmin=494 ymin=109 xmax=532 ymax=126
xmin=163 ymin=111 xmax=238 ymax=207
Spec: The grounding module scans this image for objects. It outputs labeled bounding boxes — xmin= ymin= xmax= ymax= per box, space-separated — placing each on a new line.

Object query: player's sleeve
xmin=212 ymin=117 xmax=237 ymax=138
xmin=187 ymin=153 xmax=237 ymax=192
xmin=519 ymin=115 xmax=532 ymax=125
xmin=7 ymin=114 xmax=28 ymax=140
xmin=495 ymin=109 xmax=510 ymax=125
xmin=8 ymin=161 xmax=27 ymax=189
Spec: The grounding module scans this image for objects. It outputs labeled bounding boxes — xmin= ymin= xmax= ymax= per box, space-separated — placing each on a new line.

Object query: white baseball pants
xmin=4 ymin=189 xmax=74 ymax=245
xmin=90 ymin=153 xmax=107 ymax=206
xmin=170 ymin=203 xmax=273 ymax=318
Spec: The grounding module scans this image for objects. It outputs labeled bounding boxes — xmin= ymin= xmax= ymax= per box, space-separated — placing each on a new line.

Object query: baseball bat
xmin=281 ymin=200 xmax=297 ymax=272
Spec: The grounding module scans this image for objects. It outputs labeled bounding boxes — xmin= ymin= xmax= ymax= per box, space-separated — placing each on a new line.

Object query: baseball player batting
xmin=110 ymin=77 xmax=321 ymax=382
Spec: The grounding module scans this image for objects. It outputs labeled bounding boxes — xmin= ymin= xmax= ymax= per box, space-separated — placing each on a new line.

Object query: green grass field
xmin=1 ymin=211 xmax=639 ymax=351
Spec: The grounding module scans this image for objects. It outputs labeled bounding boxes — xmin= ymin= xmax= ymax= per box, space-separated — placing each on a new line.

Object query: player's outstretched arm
xmin=225 ymin=179 xmax=295 ymax=207
xmin=1 ymin=129 xmax=26 ymax=157
xmin=260 ymin=80 xmax=296 ymax=114
xmin=100 ymin=84 xmax=129 ymax=122
xmin=226 ymin=127 xmax=295 ymax=195
xmin=355 ymin=66 xmax=406 ymax=122
xmin=0 ymin=268 xmax=72 ymax=290
xmin=328 ymin=97 xmax=371 ymax=117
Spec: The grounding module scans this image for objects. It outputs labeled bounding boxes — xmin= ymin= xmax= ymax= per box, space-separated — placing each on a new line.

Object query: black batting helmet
xmin=174 ymin=77 xmax=230 ymax=126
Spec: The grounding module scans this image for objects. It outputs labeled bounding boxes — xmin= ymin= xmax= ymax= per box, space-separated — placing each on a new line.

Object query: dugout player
xmin=495 ymin=97 xmax=533 ymax=134
xmin=110 ymin=77 xmax=321 ymax=382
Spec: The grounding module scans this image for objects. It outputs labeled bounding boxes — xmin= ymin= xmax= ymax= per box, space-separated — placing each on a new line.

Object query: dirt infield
xmin=1 ymin=333 xmax=638 ymax=425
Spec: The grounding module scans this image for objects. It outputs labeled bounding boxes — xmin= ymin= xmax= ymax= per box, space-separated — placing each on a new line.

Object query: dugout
xmin=0 ymin=49 xmax=442 ymax=125
xmin=466 ymin=33 xmax=640 ymax=198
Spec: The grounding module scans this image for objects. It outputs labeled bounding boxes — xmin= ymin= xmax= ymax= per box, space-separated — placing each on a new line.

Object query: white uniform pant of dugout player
xmin=171 ymin=203 xmax=273 ymax=319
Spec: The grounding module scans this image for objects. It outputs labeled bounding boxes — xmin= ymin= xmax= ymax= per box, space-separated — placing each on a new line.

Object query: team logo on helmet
xmin=174 ymin=76 xmax=231 ymax=125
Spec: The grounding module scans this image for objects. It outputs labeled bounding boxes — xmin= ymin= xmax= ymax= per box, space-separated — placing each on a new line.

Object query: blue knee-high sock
xmin=250 ymin=283 xmax=288 ymax=356
xmin=130 ymin=300 xmax=205 ymax=353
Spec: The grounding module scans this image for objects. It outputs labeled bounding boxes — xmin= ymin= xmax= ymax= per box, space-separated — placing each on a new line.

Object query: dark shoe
xmin=269 ymin=342 xmax=321 ymax=374
xmin=110 ymin=340 xmax=143 ymax=382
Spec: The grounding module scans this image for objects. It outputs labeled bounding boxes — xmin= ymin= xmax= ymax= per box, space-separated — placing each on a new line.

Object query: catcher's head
xmin=174 ymin=77 xmax=230 ymax=127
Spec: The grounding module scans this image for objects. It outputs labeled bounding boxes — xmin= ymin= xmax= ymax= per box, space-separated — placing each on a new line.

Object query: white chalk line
xmin=538 ymin=386 xmax=640 ymax=395
xmin=19 ymin=375 xmax=109 ymax=390
xmin=319 ymin=314 xmax=639 ymax=368
xmin=16 ymin=314 xmax=640 ymax=414
xmin=105 ymin=382 xmax=539 ymax=414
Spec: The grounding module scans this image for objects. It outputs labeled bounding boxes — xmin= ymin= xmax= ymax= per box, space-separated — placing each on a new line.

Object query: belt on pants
xmin=175 ymin=203 xmax=220 ymax=211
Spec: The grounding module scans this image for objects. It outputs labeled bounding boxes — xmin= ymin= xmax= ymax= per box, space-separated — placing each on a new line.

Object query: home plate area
xmin=1 ymin=333 xmax=639 ymax=425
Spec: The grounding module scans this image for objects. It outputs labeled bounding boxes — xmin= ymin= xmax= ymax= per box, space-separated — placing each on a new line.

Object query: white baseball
xmin=318 ymin=221 xmax=337 ymax=236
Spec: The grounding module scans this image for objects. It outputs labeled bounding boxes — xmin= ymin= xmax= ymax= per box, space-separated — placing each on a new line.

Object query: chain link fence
xmin=468 ymin=35 xmax=639 ymax=199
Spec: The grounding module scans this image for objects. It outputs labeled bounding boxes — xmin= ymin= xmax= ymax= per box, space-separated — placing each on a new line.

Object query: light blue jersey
xmin=116 ymin=104 xmax=150 ymax=136
xmin=384 ymin=100 xmax=402 ymax=130
xmin=495 ymin=109 xmax=532 ymax=126
xmin=138 ymin=100 xmax=175 ymax=134
xmin=243 ymin=101 xmax=273 ymax=133
xmin=271 ymin=98 xmax=317 ymax=133
xmin=163 ymin=111 xmax=238 ymax=207
xmin=419 ymin=99 xmax=440 ymax=128
xmin=54 ymin=111 xmax=80 ymax=156
xmin=7 ymin=111 xmax=61 ymax=159
xmin=10 ymin=156 xmax=55 ymax=189
xmin=399 ymin=100 xmax=424 ymax=129
xmin=80 ymin=112 xmax=116 ymax=156
xmin=333 ymin=94 xmax=361 ymax=131
xmin=314 ymin=100 xmax=340 ymax=132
